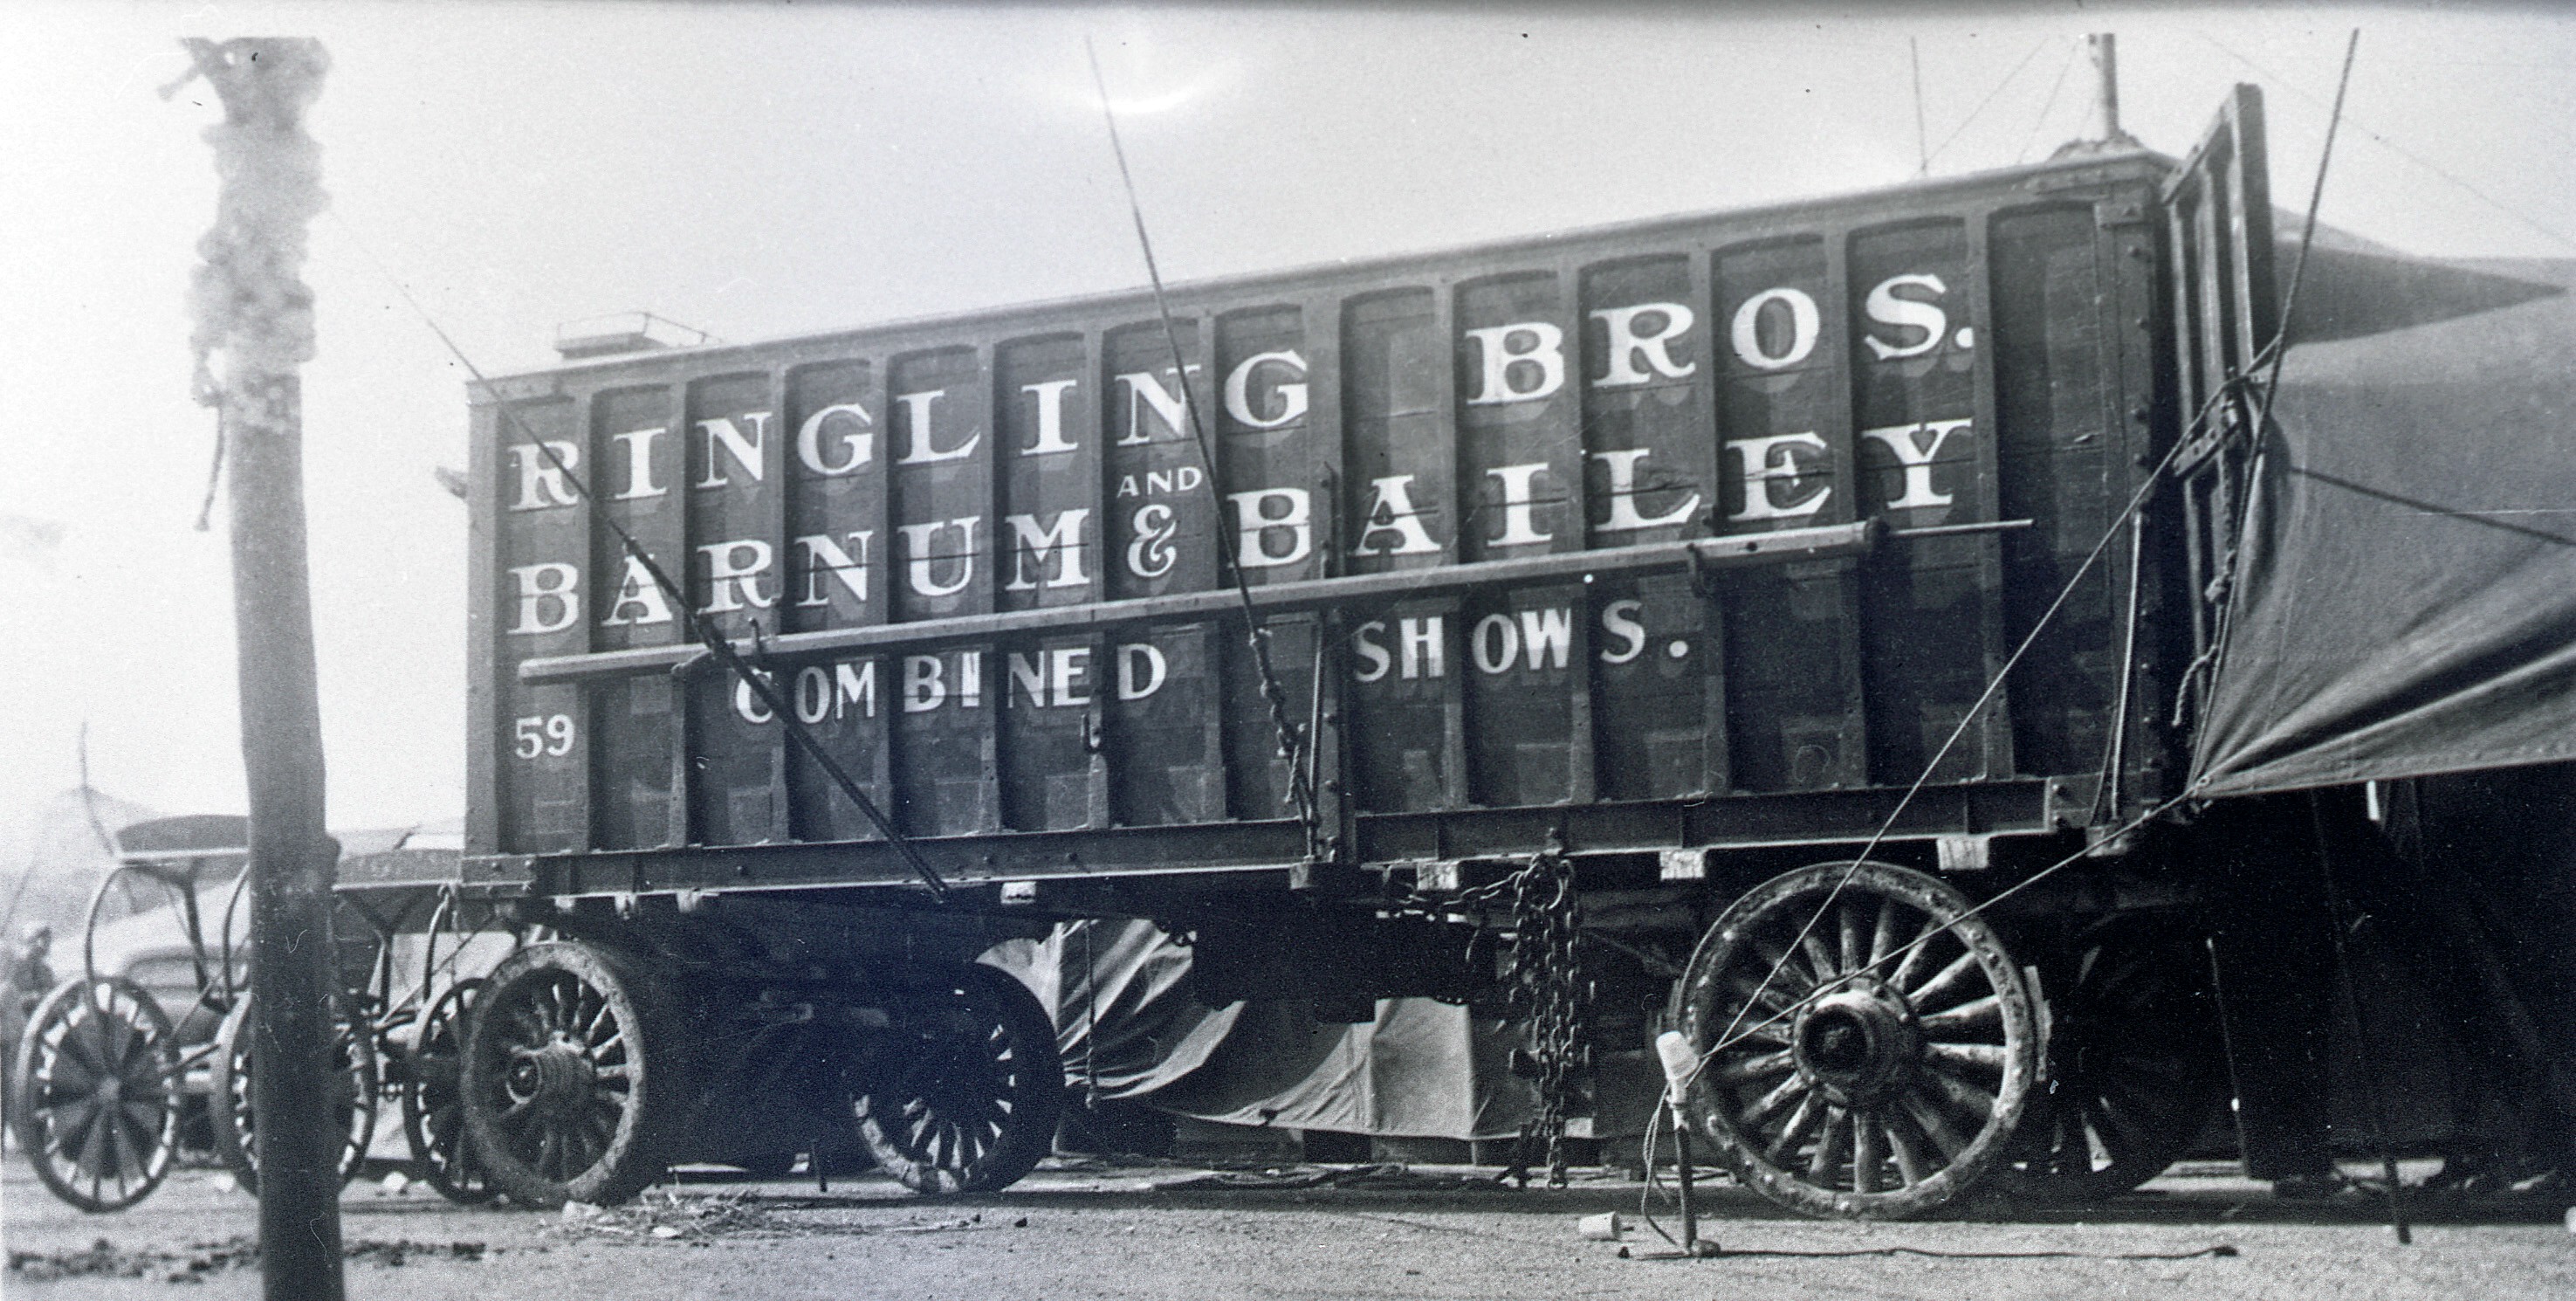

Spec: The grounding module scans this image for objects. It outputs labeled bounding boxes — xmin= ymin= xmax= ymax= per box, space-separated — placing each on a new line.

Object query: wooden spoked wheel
xmin=209 ymin=991 xmax=381 ymax=1196
xmin=461 ymin=942 xmax=683 ymax=1208
xmin=1670 ymin=861 xmax=2041 ymax=1219
xmin=1999 ymin=917 xmax=2225 ymax=1203
xmin=849 ymin=964 xmax=1064 ymax=1195
xmin=400 ymin=978 xmax=495 ymax=1203
xmin=7 ymin=978 xmax=182 ymax=1213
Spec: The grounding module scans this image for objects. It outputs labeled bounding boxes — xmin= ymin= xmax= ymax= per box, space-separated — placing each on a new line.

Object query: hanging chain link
xmin=1501 ymin=845 xmax=1584 ymax=1189
xmin=1371 ymin=843 xmax=1587 ymax=1188
xmin=1247 ymin=623 xmax=1325 ymax=861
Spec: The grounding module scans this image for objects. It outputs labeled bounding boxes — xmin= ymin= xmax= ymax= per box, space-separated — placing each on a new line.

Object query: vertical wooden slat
xmin=763 ymin=365 xmax=793 ymax=843
xmin=1300 ymin=297 xmax=1350 ymax=842
xmin=1820 ymin=231 xmax=1872 ymax=788
xmin=464 ymin=400 xmax=501 ymax=856
xmin=2226 ymin=89 xmax=2278 ymax=381
xmin=2167 ymin=199 xmax=2202 ymax=431
xmin=1962 ymin=217 xmax=2017 ymax=781
xmin=1687 ymin=245 xmax=1733 ymax=796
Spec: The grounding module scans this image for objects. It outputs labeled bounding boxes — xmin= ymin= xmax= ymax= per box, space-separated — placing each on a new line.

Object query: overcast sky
xmin=1 ymin=1 xmax=2568 ymax=836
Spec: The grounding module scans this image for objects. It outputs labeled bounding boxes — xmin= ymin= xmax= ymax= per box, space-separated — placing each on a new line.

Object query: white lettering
xmin=1484 ymin=463 xmax=1554 ymax=547
xmin=1115 ymin=367 xmax=1200 ymax=445
xmin=1004 ymin=509 xmax=1091 ymax=591
xmin=1350 ymin=474 xmax=1443 ymax=557
xmin=895 ymin=389 xmax=979 ymax=465
xmin=600 ymin=554 xmax=675 ymax=627
xmin=1052 ymin=646 xmax=1092 ymax=707
xmin=903 ymin=655 xmax=945 ymax=712
xmin=696 ymin=539 xmax=777 ymax=613
xmin=1144 ymin=466 xmax=1205 ymax=496
xmin=896 ymin=518 xmax=979 ymax=597
xmin=835 ymin=660 xmax=878 ymax=719
xmin=1019 ymin=379 xmax=1081 ymax=455
xmin=1464 ymin=321 xmax=1566 ymax=405
xmin=1008 ymin=651 xmax=1047 ymax=707
xmin=796 ymin=403 xmax=873 ymax=476
xmin=1598 ymin=600 xmax=1647 ymax=664
xmin=508 ymin=441 xmax=581 ymax=511
xmin=793 ymin=531 xmax=875 ymax=607
xmin=1859 ymin=418 xmax=1974 ymax=510
xmin=610 ymin=428 xmax=666 ymax=499
xmin=695 ymin=413 xmax=771 ymax=489
xmin=1730 ymin=287 xmax=1821 ymax=370
xmin=1862 ymin=272 xmax=1949 ymax=361
xmin=1351 ymin=621 xmax=1392 ymax=684
xmin=958 ymin=650 xmax=982 ymax=708
xmin=734 ymin=672 xmax=775 ymax=725
xmin=506 ymin=562 xmax=580 ymax=635
xmin=795 ymin=665 xmax=832 ymax=724
xmin=1116 ymin=643 xmax=1168 ymax=699
xmin=1400 ymin=616 xmax=1445 ymax=680
xmin=1590 ymin=303 xmax=1697 ymax=387
xmin=1223 ymin=350 xmax=1309 ymax=429
xmin=1126 ymin=504 xmax=1178 ymax=579
xmin=1519 ymin=606 xmax=1574 ymax=669
xmin=1590 ymin=449 xmax=1705 ymax=533
xmin=1472 ymin=613 xmax=1520 ymax=675
xmin=1726 ymin=433 xmax=1833 ymax=522
xmin=1226 ymin=488 xmax=1312 ymax=569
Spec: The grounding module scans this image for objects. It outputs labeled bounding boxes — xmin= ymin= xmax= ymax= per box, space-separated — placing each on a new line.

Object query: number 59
xmin=514 ymin=713 xmax=575 ymax=758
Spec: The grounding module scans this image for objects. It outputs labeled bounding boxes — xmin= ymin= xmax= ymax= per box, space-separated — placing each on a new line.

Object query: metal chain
xmin=1502 ymin=845 xmax=1584 ymax=1189
xmin=1248 ymin=624 xmax=1325 ymax=860
xmin=1086 ymin=43 xmax=1324 ymax=866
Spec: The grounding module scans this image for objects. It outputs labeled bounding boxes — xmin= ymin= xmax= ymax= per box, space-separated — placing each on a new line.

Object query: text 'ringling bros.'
xmin=498 ymin=266 xmax=1977 ymax=650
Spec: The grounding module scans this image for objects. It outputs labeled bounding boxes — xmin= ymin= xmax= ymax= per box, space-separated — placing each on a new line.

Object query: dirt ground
xmin=6 ymin=1153 xmax=2570 ymax=1301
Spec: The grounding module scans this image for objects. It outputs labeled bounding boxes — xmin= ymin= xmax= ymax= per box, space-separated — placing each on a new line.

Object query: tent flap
xmin=2189 ymin=256 xmax=2576 ymax=796
xmin=986 ymin=919 xmax=1533 ymax=1141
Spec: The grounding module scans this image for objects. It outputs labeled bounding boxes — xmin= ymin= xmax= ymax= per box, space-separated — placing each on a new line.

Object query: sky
xmin=0 ymin=1 xmax=2569 ymax=836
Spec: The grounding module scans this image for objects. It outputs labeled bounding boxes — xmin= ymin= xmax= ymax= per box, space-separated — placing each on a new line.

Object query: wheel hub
xmin=508 ymin=1038 xmax=599 ymax=1117
xmin=1790 ymin=978 xmax=1921 ymax=1105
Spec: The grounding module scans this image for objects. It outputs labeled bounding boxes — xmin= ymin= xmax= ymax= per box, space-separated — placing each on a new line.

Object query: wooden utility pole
xmin=182 ymin=37 xmax=344 ymax=1301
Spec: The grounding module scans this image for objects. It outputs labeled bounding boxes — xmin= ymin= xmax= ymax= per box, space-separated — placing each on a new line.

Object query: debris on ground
xmin=7 ymin=1236 xmax=495 ymax=1284
xmin=1150 ymin=1163 xmax=1516 ymax=1193
xmin=544 ymin=1188 xmax=798 ymax=1243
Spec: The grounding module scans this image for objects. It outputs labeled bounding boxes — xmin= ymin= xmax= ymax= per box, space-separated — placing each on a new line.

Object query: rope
xmin=2014 ymin=38 xmax=2084 ymax=164
xmin=2176 ymin=31 xmax=2359 ymax=750
xmin=1668 ymin=39 xmax=2373 ymax=1182
xmin=331 ymin=212 xmax=949 ymax=899
xmin=2195 ymin=31 xmax=2576 ymax=255
xmin=1083 ymin=38 xmax=1326 ymax=863
xmin=1923 ymin=38 xmax=2050 ymax=169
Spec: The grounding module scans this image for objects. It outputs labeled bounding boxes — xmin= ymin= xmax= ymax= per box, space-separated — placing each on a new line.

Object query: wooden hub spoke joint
xmin=399 ymin=977 xmax=497 ymax=1204
xmin=1998 ymin=915 xmax=2224 ymax=1203
xmin=1671 ymin=861 xmax=2040 ymax=1219
xmin=209 ymin=991 xmax=381 ymax=1197
xmin=7 ymin=978 xmax=182 ymax=1214
xmin=461 ymin=942 xmax=684 ymax=1208
xmin=848 ymin=964 xmax=1065 ymax=1195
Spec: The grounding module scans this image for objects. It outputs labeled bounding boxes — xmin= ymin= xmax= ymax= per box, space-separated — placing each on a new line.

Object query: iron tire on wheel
xmin=461 ymin=942 xmax=684 ymax=1208
xmin=7 ymin=978 xmax=181 ymax=1214
xmin=1998 ymin=916 xmax=2225 ymax=1204
xmin=850 ymin=963 xmax=1064 ymax=1195
xmin=208 ymin=991 xmax=381 ymax=1197
xmin=400 ymin=978 xmax=497 ymax=1204
xmin=1670 ymin=861 xmax=2041 ymax=1220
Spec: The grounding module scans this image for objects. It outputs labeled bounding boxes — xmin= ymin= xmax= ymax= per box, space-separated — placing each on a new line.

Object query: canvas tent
xmin=2188 ymin=246 xmax=2575 ymax=796
xmin=988 ymin=920 xmax=1534 ymax=1142
xmin=987 ymin=237 xmax=2575 ymax=1150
